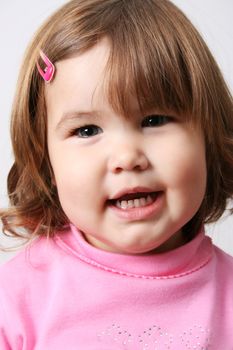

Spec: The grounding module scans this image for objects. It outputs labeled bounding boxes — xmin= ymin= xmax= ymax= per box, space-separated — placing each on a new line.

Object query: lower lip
xmin=108 ymin=192 xmax=164 ymax=221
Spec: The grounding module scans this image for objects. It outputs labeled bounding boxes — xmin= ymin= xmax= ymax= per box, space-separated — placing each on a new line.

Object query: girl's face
xmin=46 ymin=38 xmax=207 ymax=254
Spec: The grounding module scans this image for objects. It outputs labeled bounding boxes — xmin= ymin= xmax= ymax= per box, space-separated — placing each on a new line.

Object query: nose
xmin=108 ymin=139 xmax=149 ymax=173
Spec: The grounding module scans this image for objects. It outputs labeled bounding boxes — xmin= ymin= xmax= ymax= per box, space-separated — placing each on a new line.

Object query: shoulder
xmin=213 ymin=244 xmax=233 ymax=277
xmin=0 ymin=234 xmax=71 ymax=341
xmin=214 ymin=244 xmax=233 ymax=264
xmin=0 ymin=235 xmax=64 ymax=290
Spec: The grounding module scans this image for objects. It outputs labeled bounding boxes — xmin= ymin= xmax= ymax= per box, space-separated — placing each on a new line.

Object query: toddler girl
xmin=1 ymin=0 xmax=233 ymax=349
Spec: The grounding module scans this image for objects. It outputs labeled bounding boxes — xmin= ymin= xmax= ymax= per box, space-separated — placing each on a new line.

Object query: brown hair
xmin=1 ymin=0 xmax=233 ymax=248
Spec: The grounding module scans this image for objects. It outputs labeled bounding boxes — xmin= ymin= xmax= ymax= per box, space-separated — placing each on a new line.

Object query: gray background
xmin=0 ymin=0 xmax=233 ymax=264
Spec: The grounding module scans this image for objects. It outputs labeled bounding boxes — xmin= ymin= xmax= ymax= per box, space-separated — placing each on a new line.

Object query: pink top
xmin=0 ymin=225 xmax=233 ymax=349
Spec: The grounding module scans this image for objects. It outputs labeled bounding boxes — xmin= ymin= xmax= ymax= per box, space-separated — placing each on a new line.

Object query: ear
xmin=47 ymin=162 xmax=57 ymax=187
xmin=50 ymin=172 xmax=57 ymax=187
xmin=51 ymin=174 xmax=57 ymax=187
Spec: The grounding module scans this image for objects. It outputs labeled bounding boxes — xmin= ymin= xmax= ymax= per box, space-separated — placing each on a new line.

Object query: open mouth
xmin=108 ymin=192 xmax=159 ymax=210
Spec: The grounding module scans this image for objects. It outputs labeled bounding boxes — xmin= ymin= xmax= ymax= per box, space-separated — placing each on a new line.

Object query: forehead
xmin=45 ymin=38 xmax=111 ymax=119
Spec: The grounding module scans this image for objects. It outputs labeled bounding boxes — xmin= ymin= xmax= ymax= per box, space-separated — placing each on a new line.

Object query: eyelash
xmin=142 ymin=115 xmax=173 ymax=127
xmin=70 ymin=124 xmax=102 ymax=138
xmin=69 ymin=115 xmax=173 ymax=138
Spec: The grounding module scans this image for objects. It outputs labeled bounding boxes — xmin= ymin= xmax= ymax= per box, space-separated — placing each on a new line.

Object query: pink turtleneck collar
xmin=55 ymin=225 xmax=213 ymax=279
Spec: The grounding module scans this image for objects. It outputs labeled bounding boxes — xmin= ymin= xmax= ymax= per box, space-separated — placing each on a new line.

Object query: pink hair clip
xmin=36 ymin=50 xmax=55 ymax=83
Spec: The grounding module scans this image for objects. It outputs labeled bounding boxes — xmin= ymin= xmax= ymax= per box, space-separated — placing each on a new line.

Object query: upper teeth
xmin=116 ymin=195 xmax=153 ymax=209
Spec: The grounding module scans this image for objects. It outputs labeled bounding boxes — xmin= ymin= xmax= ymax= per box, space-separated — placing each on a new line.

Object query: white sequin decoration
xmin=97 ymin=323 xmax=212 ymax=349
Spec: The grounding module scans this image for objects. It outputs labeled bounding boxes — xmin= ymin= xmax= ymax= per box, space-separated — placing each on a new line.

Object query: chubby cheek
xmin=167 ymin=150 xmax=206 ymax=189
xmin=157 ymin=131 xmax=207 ymax=206
xmin=50 ymin=148 xmax=102 ymax=207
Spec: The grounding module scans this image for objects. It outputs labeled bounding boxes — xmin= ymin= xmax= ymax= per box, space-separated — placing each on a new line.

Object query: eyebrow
xmin=56 ymin=110 xmax=101 ymax=131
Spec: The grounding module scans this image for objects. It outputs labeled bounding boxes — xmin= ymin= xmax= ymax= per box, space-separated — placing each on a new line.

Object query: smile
xmin=107 ymin=191 xmax=163 ymax=221
xmin=115 ymin=193 xmax=157 ymax=209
